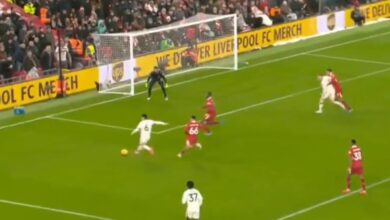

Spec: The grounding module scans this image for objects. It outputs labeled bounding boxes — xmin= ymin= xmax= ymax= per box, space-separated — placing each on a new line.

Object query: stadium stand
xmin=0 ymin=0 xmax=364 ymax=85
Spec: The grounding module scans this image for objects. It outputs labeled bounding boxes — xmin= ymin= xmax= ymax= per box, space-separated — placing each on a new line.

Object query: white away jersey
xmin=182 ymin=188 xmax=203 ymax=212
xmin=320 ymin=75 xmax=332 ymax=90
xmin=135 ymin=119 xmax=165 ymax=137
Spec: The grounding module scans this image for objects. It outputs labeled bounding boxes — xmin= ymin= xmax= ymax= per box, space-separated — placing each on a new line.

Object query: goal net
xmin=93 ymin=13 xmax=238 ymax=95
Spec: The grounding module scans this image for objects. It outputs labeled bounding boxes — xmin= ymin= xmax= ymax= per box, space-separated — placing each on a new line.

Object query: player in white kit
xmin=182 ymin=181 xmax=203 ymax=220
xmin=131 ymin=114 xmax=168 ymax=155
xmin=316 ymin=74 xmax=348 ymax=114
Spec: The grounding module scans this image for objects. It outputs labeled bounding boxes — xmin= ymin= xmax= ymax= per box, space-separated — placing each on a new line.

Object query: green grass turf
xmin=1 ymin=21 xmax=390 ymax=220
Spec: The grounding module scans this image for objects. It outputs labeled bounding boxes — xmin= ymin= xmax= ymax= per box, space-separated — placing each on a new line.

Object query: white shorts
xmin=321 ymin=86 xmax=336 ymax=101
xmin=139 ymin=135 xmax=150 ymax=145
xmin=186 ymin=210 xmax=200 ymax=219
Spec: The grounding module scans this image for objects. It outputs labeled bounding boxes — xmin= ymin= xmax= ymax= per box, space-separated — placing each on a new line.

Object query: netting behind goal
xmin=93 ymin=13 xmax=238 ymax=95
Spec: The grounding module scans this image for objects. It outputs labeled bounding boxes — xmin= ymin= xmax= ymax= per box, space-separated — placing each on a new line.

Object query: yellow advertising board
xmin=136 ymin=17 xmax=317 ymax=77
xmin=0 ymin=67 xmax=98 ymax=110
xmin=345 ymin=0 xmax=390 ymax=27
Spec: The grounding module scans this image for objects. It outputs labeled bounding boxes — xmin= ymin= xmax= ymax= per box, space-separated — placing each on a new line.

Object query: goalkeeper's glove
xmin=145 ymin=82 xmax=148 ymax=88
xmin=165 ymin=83 xmax=169 ymax=88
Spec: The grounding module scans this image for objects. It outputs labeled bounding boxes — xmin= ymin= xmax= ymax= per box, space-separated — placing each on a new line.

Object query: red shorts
xmin=350 ymin=165 xmax=363 ymax=175
xmin=204 ymin=112 xmax=216 ymax=123
xmin=186 ymin=136 xmax=198 ymax=147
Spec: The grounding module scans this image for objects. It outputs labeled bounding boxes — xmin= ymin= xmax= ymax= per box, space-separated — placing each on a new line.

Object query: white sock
xmin=318 ymin=103 xmax=324 ymax=111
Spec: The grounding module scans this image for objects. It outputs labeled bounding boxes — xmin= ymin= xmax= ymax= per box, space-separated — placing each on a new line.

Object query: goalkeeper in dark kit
xmin=146 ymin=66 xmax=168 ymax=101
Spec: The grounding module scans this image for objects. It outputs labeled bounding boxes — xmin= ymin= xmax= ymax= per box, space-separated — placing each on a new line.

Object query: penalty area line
xmin=277 ymin=177 xmax=390 ymax=220
xmin=46 ymin=116 xmax=155 ymax=133
xmin=0 ymin=199 xmax=114 ymax=220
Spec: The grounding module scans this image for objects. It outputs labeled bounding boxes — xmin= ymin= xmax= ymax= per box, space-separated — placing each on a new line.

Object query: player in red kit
xmin=326 ymin=69 xmax=352 ymax=112
xmin=202 ymin=92 xmax=218 ymax=134
xmin=177 ymin=116 xmax=207 ymax=158
xmin=343 ymin=139 xmax=366 ymax=195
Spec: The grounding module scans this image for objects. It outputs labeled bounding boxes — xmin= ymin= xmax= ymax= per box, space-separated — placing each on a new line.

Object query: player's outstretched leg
xmin=159 ymin=81 xmax=168 ymax=101
xmin=332 ymin=100 xmax=347 ymax=110
xmin=134 ymin=145 xmax=142 ymax=155
xmin=178 ymin=144 xmax=199 ymax=158
xmin=147 ymin=81 xmax=156 ymax=101
xmin=316 ymin=99 xmax=324 ymax=114
xmin=147 ymin=85 xmax=152 ymax=101
xmin=144 ymin=145 xmax=155 ymax=156
xmin=360 ymin=175 xmax=367 ymax=195
xmin=177 ymin=148 xmax=189 ymax=158
xmin=343 ymin=172 xmax=352 ymax=194
xmin=341 ymin=100 xmax=352 ymax=112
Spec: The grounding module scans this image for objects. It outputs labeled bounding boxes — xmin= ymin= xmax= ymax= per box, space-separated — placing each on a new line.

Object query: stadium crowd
xmin=0 ymin=0 xmax=367 ymax=84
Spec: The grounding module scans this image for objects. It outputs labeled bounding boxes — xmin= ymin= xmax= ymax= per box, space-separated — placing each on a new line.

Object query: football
xmin=121 ymin=149 xmax=129 ymax=157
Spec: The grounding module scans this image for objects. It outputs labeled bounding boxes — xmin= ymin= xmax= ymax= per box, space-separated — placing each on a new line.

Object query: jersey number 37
xmin=189 ymin=193 xmax=198 ymax=202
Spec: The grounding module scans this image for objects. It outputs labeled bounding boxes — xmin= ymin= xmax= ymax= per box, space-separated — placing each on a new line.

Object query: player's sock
xmin=178 ymin=149 xmax=187 ymax=157
xmin=149 ymin=148 xmax=155 ymax=156
xmin=361 ymin=176 xmax=366 ymax=191
xmin=346 ymin=174 xmax=351 ymax=190
xmin=147 ymin=85 xmax=152 ymax=99
xmin=342 ymin=101 xmax=351 ymax=111
xmin=316 ymin=103 xmax=324 ymax=113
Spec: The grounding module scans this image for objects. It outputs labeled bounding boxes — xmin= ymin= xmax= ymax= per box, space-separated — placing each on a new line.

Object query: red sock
xmin=202 ymin=124 xmax=210 ymax=133
xmin=361 ymin=176 xmax=366 ymax=190
xmin=346 ymin=175 xmax=351 ymax=189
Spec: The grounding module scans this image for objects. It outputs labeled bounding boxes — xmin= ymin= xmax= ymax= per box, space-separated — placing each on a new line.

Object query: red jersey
xmin=185 ymin=120 xmax=203 ymax=145
xmin=204 ymin=97 xmax=216 ymax=114
xmin=329 ymin=73 xmax=343 ymax=97
xmin=348 ymin=146 xmax=363 ymax=167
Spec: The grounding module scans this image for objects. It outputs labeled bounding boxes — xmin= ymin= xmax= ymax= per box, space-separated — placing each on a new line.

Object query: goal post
xmin=92 ymin=13 xmax=238 ymax=96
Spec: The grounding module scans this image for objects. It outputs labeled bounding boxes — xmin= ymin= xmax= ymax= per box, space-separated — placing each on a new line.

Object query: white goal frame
xmin=93 ymin=13 xmax=238 ymax=96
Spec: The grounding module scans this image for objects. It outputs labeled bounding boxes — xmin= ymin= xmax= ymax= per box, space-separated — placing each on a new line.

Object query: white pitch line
xmin=305 ymin=53 xmax=390 ymax=66
xmin=47 ymin=116 xmax=142 ymax=132
xmin=1 ymin=30 xmax=390 ymax=132
xmin=277 ymin=177 xmax=390 ymax=220
xmin=0 ymin=199 xmax=114 ymax=220
xmin=157 ymin=66 xmax=390 ymax=134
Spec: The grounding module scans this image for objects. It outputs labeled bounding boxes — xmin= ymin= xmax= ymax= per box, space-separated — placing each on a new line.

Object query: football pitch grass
xmin=1 ymin=21 xmax=390 ymax=220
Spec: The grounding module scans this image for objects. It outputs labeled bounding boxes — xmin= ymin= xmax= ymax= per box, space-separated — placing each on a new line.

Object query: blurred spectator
xmin=13 ymin=43 xmax=26 ymax=71
xmin=0 ymin=42 xmax=13 ymax=81
xmin=236 ymin=10 xmax=250 ymax=32
xmin=251 ymin=6 xmax=273 ymax=28
xmin=55 ymin=39 xmax=72 ymax=69
xmin=40 ymin=44 xmax=54 ymax=71
xmin=23 ymin=49 xmax=39 ymax=72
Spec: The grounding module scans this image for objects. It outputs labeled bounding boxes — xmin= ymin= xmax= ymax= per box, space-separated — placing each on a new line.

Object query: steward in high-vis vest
xmin=85 ymin=39 xmax=96 ymax=64
xmin=40 ymin=6 xmax=50 ymax=25
xmin=23 ymin=1 xmax=36 ymax=15
xmin=68 ymin=35 xmax=84 ymax=57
